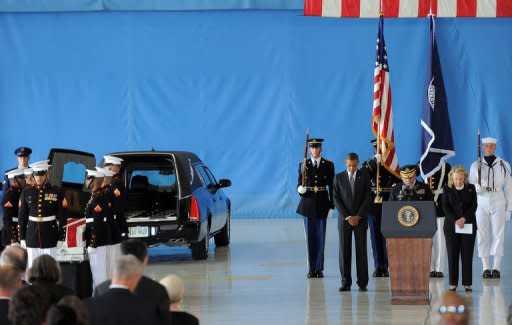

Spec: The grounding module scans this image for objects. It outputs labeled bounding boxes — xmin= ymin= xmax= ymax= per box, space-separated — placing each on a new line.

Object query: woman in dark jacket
xmin=28 ymin=254 xmax=75 ymax=303
xmin=442 ymin=165 xmax=477 ymax=292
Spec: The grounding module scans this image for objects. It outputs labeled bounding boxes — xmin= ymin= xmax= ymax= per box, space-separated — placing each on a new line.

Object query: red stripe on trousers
xmin=342 ymin=0 xmax=360 ymax=17
xmin=383 ymin=0 xmax=400 ymax=17
xmin=418 ymin=0 xmax=438 ymax=17
xmin=457 ymin=0 xmax=476 ymax=16
xmin=304 ymin=0 xmax=322 ymax=16
xmin=497 ymin=0 xmax=512 ymax=16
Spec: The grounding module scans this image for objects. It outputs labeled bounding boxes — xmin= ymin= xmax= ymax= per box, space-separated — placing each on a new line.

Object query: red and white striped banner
xmin=305 ymin=0 xmax=512 ymax=17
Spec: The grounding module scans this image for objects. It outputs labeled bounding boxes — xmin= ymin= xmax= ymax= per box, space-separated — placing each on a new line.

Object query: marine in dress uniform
xmin=23 ymin=168 xmax=35 ymax=188
xmin=424 ymin=162 xmax=451 ymax=278
xmin=18 ymin=161 xmax=68 ymax=268
xmin=296 ymin=138 xmax=335 ymax=278
xmin=2 ymin=169 xmax=25 ymax=246
xmin=362 ymin=139 xmax=400 ymax=277
xmin=389 ymin=165 xmax=434 ymax=202
xmin=469 ymin=137 xmax=512 ymax=278
xmin=104 ymin=156 xmax=127 ymax=273
xmin=2 ymin=147 xmax=31 ymax=197
xmin=85 ymin=168 xmax=111 ymax=289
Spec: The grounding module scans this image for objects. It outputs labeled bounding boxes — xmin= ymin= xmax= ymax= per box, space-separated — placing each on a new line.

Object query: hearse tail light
xmin=189 ymin=196 xmax=200 ymax=221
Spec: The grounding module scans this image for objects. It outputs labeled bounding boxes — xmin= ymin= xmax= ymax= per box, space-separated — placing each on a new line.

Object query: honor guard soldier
xmin=96 ymin=166 xmax=121 ymax=277
xmin=2 ymin=169 xmax=26 ymax=246
xmin=362 ymin=139 xmax=399 ymax=277
xmin=18 ymin=160 xmax=68 ymax=268
xmin=297 ymin=138 xmax=335 ymax=278
xmin=469 ymin=137 xmax=512 ymax=279
xmin=424 ymin=162 xmax=451 ymax=278
xmin=23 ymin=168 xmax=35 ymax=188
xmin=2 ymin=147 xmax=31 ymax=197
xmin=390 ymin=165 xmax=433 ymax=201
xmin=104 ymin=156 xmax=127 ymax=240
xmin=85 ymin=168 xmax=111 ymax=289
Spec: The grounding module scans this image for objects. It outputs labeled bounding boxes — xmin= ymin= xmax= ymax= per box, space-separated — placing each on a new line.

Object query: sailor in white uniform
xmin=469 ymin=137 xmax=512 ymax=278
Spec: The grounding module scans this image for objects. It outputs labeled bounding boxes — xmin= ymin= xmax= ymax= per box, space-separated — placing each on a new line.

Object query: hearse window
xmin=203 ymin=167 xmax=217 ymax=184
xmin=128 ymin=169 xmax=176 ymax=192
xmin=195 ymin=166 xmax=212 ymax=186
xmin=62 ymin=162 xmax=87 ymax=185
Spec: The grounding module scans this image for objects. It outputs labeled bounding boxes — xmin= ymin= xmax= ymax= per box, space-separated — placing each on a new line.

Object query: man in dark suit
xmin=333 ymin=153 xmax=371 ymax=292
xmin=93 ymin=239 xmax=170 ymax=323
xmin=0 ymin=265 xmax=23 ymax=325
xmin=296 ymin=138 xmax=335 ymax=278
xmin=85 ymin=254 xmax=160 ymax=325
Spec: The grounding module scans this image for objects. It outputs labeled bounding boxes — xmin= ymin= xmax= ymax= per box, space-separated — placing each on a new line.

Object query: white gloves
xmin=10 ymin=242 xmax=20 ymax=247
xmin=20 ymin=240 xmax=26 ymax=249
xmin=506 ymin=211 xmax=511 ymax=222
xmin=374 ymin=154 xmax=382 ymax=163
xmin=56 ymin=241 xmax=66 ymax=249
xmin=297 ymin=186 xmax=307 ymax=195
xmin=87 ymin=247 xmax=96 ymax=254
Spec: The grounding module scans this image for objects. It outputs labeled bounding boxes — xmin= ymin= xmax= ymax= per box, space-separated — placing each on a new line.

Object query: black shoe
xmin=449 ymin=286 xmax=457 ymax=291
xmin=339 ymin=284 xmax=351 ymax=292
xmin=315 ymin=271 xmax=324 ymax=278
xmin=359 ymin=286 xmax=367 ymax=292
xmin=373 ymin=269 xmax=383 ymax=277
xmin=464 ymin=286 xmax=472 ymax=292
xmin=483 ymin=269 xmax=492 ymax=278
xmin=430 ymin=271 xmax=437 ymax=278
xmin=492 ymin=270 xmax=501 ymax=278
xmin=307 ymin=271 xmax=315 ymax=278
xmin=436 ymin=272 xmax=444 ymax=278
xmin=382 ymin=270 xmax=389 ymax=277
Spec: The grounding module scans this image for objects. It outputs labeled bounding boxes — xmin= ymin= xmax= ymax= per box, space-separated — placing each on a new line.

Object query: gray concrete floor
xmin=145 ymin=218 xmax=511 ymax=324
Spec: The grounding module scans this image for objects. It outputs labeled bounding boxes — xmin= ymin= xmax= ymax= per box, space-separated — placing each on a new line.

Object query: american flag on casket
xmin=55 ymin=218 xmax=87 ymax=262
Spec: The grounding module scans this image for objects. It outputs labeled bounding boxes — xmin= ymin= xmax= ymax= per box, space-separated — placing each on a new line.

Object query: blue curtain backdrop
xmin=0 ymin=11 xmax=511 ymax=217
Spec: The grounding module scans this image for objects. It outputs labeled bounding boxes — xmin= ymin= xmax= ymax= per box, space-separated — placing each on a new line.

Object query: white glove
xmin=374 ymin=154 xmax=382 ymax=163
xmin=56 ymin=241 xmax=66 ymax=249
xmin=87 ymin=246 xmax=96 ymax=254
xmin=20 ymin=240 xmax=26 ymax=249
xmin=506 ymin=211 xmax=511 ymax=221
xmin=10 ymin=242 xmax=20 ymax=247
xmin=297 ymin=185 xmax=307 ymax=195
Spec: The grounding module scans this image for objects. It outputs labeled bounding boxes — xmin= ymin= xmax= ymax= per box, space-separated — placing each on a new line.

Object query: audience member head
xmin=58 ymin=296 xmax=90 ymax=325
xmin=121 ymin=239 xmax=148 ymax=266
xmin=0 ymin=265 xmax=23 ymax=297
xmin=46 ymin=305 xmax=77 ymax=325
xmin=0 ymin=246 xmax=28 ymax=274
xmin=9 ymin=285 xmax=51 ymax=325
xmin=159 ymin=274 xmax=185 ymax=311
xmin=448 ymin=165 xmax=468 ymax=189
xmin=112 ymin=254 xmax=143 ymax=292
xmin=27 ymin=254 xmax=61 ymax=284
xmin=437 ymin=291 xmax=469 ymax=325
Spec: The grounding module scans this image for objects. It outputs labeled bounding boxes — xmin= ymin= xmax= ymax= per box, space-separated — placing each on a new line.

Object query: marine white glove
xmin=374 ymin=154 xmax=382 ymax=163
xmin=20 ymin=240 xmax=26 ymax=249
xmin=297 ymin=185 xmax=307 ymax=195
xmin=506 ymin=211 xmax=511 ymax=222
xmin=10 ymin=242 xmax=20 ymax=247
xmin=56 ymin=241 xmax=66 ymax=249
xmin=87 ymin=247 xmax=96 ymax=254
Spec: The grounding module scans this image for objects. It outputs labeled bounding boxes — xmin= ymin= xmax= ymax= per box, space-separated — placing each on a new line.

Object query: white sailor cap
xmin=24 ymin=168 xmax=33 ymax=176
xmin=104 ymin=155 xmax=123 ymax=165
xmin=30 ymin=160 xmax=51 ymax=172
xmin=86 ymin=169 xmax=105 ymax=178
xmin=5 ymin=168 xmax=25 ymax=179
xmin=95 ymin=166 xmax=114 ymax=177
xmin=482 ymin=137 xmax=497 ymax=144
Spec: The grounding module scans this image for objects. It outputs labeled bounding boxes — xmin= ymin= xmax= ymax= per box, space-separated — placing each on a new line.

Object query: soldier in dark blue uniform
xmin=18 ymin=160 xmax=68 ymax=268
xmin=104 ymin=156 xmax=127 ymax=243
xmin=297 ymin=138 xmax=335 ymax=278
xmin=84 ymin=168 xmax=111 ymax=288
xmin=2 ymin=147 xmax=31 ymax=197
xmin=362 ymin=139 xmax=400 ymax=277
xmin=2 ymin=169 xmax=26 ymax=246
xmin=389 ymin=165 xmax=434 ymax=201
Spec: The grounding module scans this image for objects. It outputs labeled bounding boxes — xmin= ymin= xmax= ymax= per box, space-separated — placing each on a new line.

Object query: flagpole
xmin=375 ymin=1 xmax=384 ymax=204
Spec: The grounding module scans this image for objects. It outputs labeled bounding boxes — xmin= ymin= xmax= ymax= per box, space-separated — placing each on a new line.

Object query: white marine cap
xmin=24 ymin=168 xmax=33 ymax=176
xmin=86 ymin=168 xmax=105 ymax=178
xmin=30 ymin=160 xmax=51 ymax=172
xmin=104 ymin=155 xmax=123 ymax=165
xmin=95 ymin=166 xmax=114 ymax=177
xmin=5 ymin=168 xmax=25 ymax=179
xmin=482 ymin=137 xmax=497 ymax=144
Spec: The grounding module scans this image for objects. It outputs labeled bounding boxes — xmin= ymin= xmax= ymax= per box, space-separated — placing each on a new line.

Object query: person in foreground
xmin=160 ymin=274 xmax=199 ymax=325
xmin=437 ymin=291 xmax=470 ymax=325
xmin=442 ymin=166 xmax=477 ymax=292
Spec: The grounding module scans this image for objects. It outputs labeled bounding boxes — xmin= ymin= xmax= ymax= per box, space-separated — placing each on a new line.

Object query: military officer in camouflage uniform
xmin=18 ymin=161 xmax=67 ymax=268
xmin=297 ymin=138 xmax=335 ymax=278
xmin=2 ymin=169 xmax=25 ymax=246
xmin=390 ymin=165 xmax=433 ymax=202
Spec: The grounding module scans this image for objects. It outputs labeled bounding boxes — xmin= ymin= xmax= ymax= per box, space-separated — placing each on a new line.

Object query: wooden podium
xmin=381 ymin=201 xmax=436 ymax=305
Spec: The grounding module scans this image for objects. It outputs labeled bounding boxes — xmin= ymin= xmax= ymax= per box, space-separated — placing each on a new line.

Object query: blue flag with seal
xmin=419 ymin=15 xmax=455 ymax=179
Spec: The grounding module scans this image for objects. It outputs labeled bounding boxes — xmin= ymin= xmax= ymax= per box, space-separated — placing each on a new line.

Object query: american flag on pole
xmin=419 ymin=15 xmax=455 ymax=179
xmin=372 ymin=14 xmax=400 ymax=178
